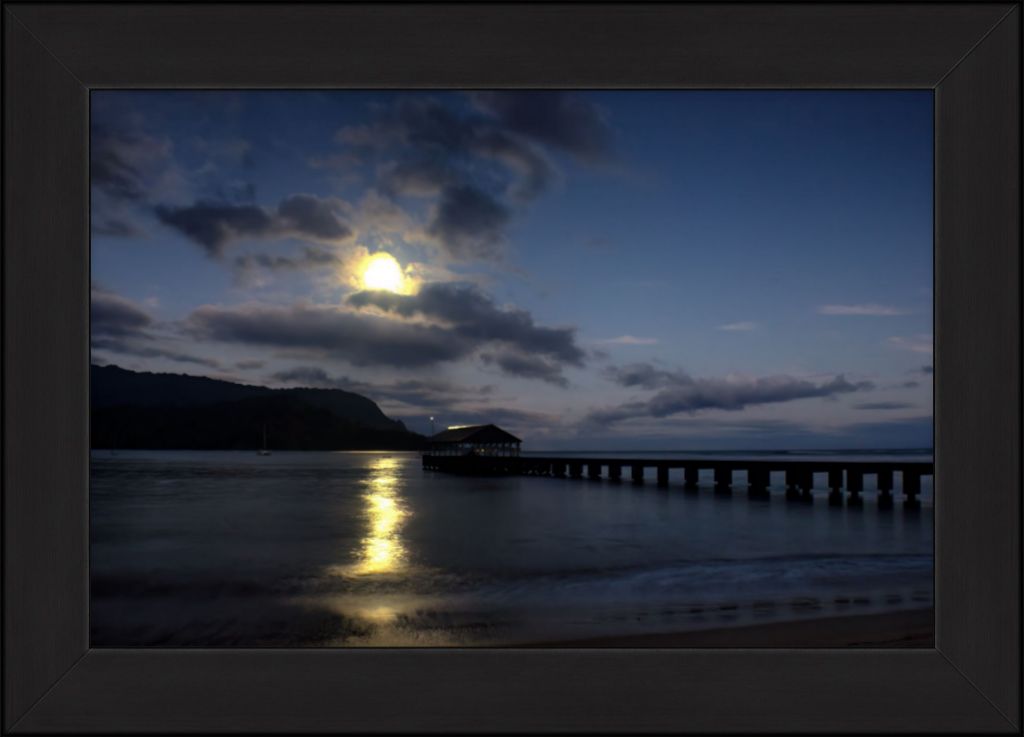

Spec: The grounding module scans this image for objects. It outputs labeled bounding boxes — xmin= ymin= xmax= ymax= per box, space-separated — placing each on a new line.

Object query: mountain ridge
xmin=91 ymin=364 xmax=425 ymax=451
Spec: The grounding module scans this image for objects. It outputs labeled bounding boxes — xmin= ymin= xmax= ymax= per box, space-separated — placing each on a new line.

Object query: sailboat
xmin=258 ymin=424 xmax=272 ymax=456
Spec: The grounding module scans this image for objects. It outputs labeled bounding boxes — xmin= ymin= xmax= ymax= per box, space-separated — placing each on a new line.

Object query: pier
xmin=422 ymin=454 xmax=933 ymax=509
xmin=422 ymin=424 xmax=931 ymax=509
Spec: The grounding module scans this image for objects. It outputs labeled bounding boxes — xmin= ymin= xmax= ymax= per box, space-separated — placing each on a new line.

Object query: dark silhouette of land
xmin=91 ymin=364 xmax=426 ymax=451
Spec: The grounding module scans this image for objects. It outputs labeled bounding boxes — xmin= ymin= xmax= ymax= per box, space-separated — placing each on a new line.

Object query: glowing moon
xmin=362 ymin=253 xmax=404 ymax=293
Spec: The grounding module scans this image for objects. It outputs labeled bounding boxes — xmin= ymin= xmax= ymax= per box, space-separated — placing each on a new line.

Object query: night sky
xmin=91 ymin=91 xmax=933 ymax=450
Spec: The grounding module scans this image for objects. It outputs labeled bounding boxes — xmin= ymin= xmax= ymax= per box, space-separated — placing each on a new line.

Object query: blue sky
xmin=91 ymin=90 xmax=933 ymax=449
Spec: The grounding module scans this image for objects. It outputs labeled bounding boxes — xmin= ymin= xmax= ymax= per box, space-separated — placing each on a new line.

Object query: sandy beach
xmin=521 ymin=608 xmax=934 ymax=648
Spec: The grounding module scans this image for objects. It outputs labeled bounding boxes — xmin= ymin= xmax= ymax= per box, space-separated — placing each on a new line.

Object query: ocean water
xmin=90 ymin=449 xmax=933 ymax=647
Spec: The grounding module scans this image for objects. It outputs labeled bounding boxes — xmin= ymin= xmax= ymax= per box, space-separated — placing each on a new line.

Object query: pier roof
xmin=428 ymin=424 xmax=522 ymax=445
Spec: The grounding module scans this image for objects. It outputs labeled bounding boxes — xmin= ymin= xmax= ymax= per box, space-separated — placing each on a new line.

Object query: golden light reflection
xmin=351 ymin=456 xmax=410 ymax=575
xmin=357 ymin=604 xmax=401 ymax=624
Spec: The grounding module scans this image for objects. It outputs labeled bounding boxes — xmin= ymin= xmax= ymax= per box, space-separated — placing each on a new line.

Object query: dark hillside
xmin=91 ymin=364 xmax=424 ymax=450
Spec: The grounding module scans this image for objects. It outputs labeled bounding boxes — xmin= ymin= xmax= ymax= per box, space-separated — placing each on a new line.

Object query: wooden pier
xmin=422 ymin=454 xmax=933 ymax=509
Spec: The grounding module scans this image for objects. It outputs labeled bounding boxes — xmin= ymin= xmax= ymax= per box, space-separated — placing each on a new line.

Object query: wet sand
xmin=521 ymin=608 xmax=934 ymax=648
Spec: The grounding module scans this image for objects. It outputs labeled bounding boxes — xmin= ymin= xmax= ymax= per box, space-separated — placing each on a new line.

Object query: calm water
xmin=91 ymin=450 xmax=933 ymax=647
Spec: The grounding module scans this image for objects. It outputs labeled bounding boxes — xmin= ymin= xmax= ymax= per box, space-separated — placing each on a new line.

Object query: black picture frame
xmin=3 ymin=2 xmax=1020 ymax=732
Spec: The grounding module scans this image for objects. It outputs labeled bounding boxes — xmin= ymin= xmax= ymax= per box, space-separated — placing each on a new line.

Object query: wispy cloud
xmin=155 ymin=194 xmax=353 ymax=257
xmin=888 ymin=335 xmax=933 ymax=355
xmin=596 ymin=335 xmax=659 ymax=345
xmin=184 ymin=280 xmax=586 ymax=385
xmin=330 ymin=93 xmax=614 ymax=262
xmin=586 ymin=363 xmax=875 ymax=426
xmin=853 ymin=401 xmax=916 ymax=411
xmin=818 ymin=303 xmax=908 ymax=316
xmin=717 ymin=321 xmax=757 ymax=332
xmin=91 ymin=283 xmax=220 ymax=369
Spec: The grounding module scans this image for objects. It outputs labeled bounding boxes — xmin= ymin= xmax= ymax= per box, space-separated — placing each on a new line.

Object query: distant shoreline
xmin=523 ymin=448 xmax=934 ymax=456
xmin=517 ymin=608 xmax=934 ymax=649
xmin=93 ymin=447 xmax=934 ymax=455
xmin=91 ymin=447 xmax=422 ymax=453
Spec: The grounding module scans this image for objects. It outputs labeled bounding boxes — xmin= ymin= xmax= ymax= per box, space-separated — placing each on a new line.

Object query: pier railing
xmin=422 ymin=454 xmax=933 ymax=509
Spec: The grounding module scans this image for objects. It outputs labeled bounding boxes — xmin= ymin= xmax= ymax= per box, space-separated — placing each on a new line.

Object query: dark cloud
xmin=233 ymin=246 xmax=341 ymax=281
xmin=92 ymin=285 xmax=153 ymax=338
xmin=470 ymin=91 xmax=613 ymax=162
xmin=921 ymin=365 xmax=934 ymax=374
xmin=91 ymin=125 xmax=173 ymax=241
xmin=185 ymin=282 xmax=584 ymax=381
xmin=384 ymin=99 xmax=555 ymax=201
xmin=91 ymin=337 xmax=221 ymax=369
xmin=155 ymin=201 xmax=274 ymax=256
xmin=377 ymin=158 xmax=453 ymax=198
xmin=235 ymin=360 xmax=265 ymax=370
xmin=270 ymin=366 xmax=492 ymax=408
xmin=271 ymin=366 xmax=335 ymax=386
xmin=588 ymin=362 xmax=874 ymax=425
xmin=481 ymin=350 xmax=569 ymax=387
xmin=91 ymin=284 xmax=219 ymax=368
xmin=184 ymin=303 xmax=471 ymax=368
xmin=853 ymin=401 xmax=916 ymax=411
xmin=348 ymin=281 xmax=585 ymax=366
xmin=155 ymin=195 xmax=352 ymax=257
xmin=337 ymin=98 xmax=472 ymax=155
xmin=394 ymin=97 xmax=474 ymax=151
xmin=471 ymin=128 xmax=554 ymax=202
xmin=426 ymin=184 xmax=510 ymax=259
xmin=91 ymin=125 xmax=172 ymax=202
xmin=92 ymin=217 xmax=144 ymax=238
xmin=276 ymin=194 xmax=352 ymax=241
xmin=602 ymin=363 xmax=686 ymax=390
xmin=333 ymin=95 xmax=578 ymax=261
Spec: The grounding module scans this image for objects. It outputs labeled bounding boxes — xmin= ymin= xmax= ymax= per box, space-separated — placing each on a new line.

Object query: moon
xmin=362 ymin=253 xmax=404 ymax=293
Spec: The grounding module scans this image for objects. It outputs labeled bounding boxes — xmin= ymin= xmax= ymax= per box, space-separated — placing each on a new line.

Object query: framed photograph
xmin=4 ymin=2 xmax=1020 ymax=733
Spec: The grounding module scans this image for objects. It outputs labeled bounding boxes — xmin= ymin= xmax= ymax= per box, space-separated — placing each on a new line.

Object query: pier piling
xmin=423 ymin=454 xmax=931 ymax=513
xmin=828 ymin=468 xmax=844 ymax=506
xmin=846 ymin=469 xmax=864 ymax=507
xmin=785 ymin=469 xmax=802 ymax=501
xmin=714 ymin=467 xmax=732 ymax=494
xmin=903 ymin=470 xmax=921 ymax=510
xmin=748 ymin=468 xmax=769 ymax=498
xmin=877 ymin=469 xmax=894 ymax=510
xmin=798 ymin=471 xmax=814 ymax=503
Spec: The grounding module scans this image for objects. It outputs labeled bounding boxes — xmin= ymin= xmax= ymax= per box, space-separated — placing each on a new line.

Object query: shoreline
xmin=517 ymin=608 xmax=934 ymax=648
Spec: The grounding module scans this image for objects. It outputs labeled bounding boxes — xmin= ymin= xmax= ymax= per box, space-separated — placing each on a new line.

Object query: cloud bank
xmin=155 ymin=194 xmax=353 ymax=257
xmin=91 ymin=285 xmax=219 ymax=368
xmin=585 ymin=362 xmax=874 ymax=425
xmin=818 ymin=303 xmax=907 ymax=316
xmin=186 ymin=282 xmax=585 ymax=384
